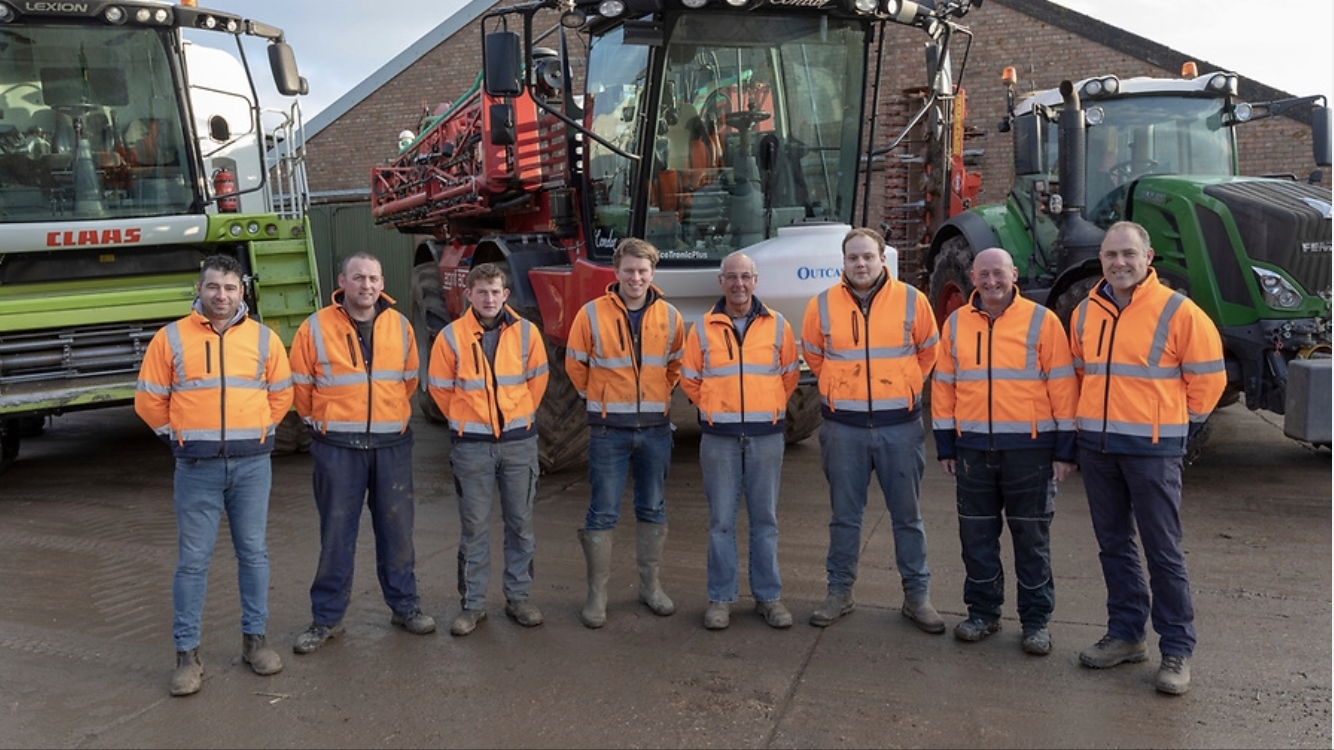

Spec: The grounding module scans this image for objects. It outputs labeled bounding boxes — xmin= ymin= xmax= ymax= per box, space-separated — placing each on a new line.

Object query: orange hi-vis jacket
xmin=931 ymin=291 xmax=1078 ymax=461
xmin=566 ymin=284 xmax=685 ymax=428
xmin=428 ymin=305 xmax=549 ymax=442
xmin=134 ymin=304 xmax=292 ymax=459
xmin=1070 ymin=268 xmax=1226 ymax=456
xmin=681 ymin=296 xmax=800 ymax=437
xmin=289 ymin=291 xmax=418 ymax=449
xmin=801 ymin=272 xmax=939 ymax=428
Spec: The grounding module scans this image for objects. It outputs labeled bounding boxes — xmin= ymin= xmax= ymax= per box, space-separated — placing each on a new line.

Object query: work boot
xmin=901 ymin=596 xmax=946 ymax=634
xmin=703 ymin=601 xmax=730 ymax=630
xmin=1021 ymin=627 xmax=1053 ymax=656
xmin=1079 ymin=634 xmax=1148 ymax=669
xmin=1155 ymin=654 xmax=1191 ymax=695
xmin=636 ymin=522 xmax=675 ymax=616
xmin=169 ymin=648 xmax=203 ymax=697
xmin=391 ymin=609 xmax=437 ymax=635
xmin=578 ymin=528 xmax=613 ymax=629
xmin=809 ymin=591 xmax=855 ymax=627
xmin=450 ymin=609 xmax=487 ymax=636
xmin=293 ymin=622 xmax=345 ymax=654
xmin=755 ymin=599 xmax=793 ymax=629
xmin=953 ymin=617 xmax=1001 ymax=642
xmin=505 ymin=599 xmax=544 ymax=627
xmin=242 ymin=633 xmax=283 ymax=676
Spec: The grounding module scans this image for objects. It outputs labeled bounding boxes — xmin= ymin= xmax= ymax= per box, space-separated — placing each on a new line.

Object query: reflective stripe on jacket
xmin=800 ymin=273 xmax=938 ymax=428
xmin=1070 ymin=268 xmax=1226 ymax=456
xmin=931 ymin=291 xmax=1078 ymax=461
xmin=289 ymin=291 xmax=417 ymax=449
xmin=428 ymin=305 xmax=549 ymax=442
xmin=566 ymin=284 xmax=685 ymax=428
xmin=681 ymin=296 xmax=800 ymax=437
xmin=134 ymin=307 xmax=293 ymax=458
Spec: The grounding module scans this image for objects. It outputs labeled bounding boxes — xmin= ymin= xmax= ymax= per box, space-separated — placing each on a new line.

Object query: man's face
xmin=1099 ymin=227 xmax=1154 ymax=297
xmin=970 ymin=250 xmax=1017 ymax=309
xmin=198 ymin=268 xmax=243 ymax=325
xmin=843 ymin=236 xmax=885 ymax=291
xmin=338 ymin=257 xmax=384 ymax=320
xmin=615 ymin=255 xmax=655 ymax=307
xmin=718 ymin=256 xmax=756 ymax=316
xmin=465 ymin=276 xmax=509 ymax=321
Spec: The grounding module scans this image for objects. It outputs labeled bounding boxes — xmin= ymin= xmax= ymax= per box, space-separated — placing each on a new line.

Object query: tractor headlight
xmin=1254 ymin=267 xmax=1303 ymax=309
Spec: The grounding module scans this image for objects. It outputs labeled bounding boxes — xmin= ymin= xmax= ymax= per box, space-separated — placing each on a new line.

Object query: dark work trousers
xmin=955 ymin=447 xmax=1055 ymax=631
xmin=1078 ymin=448 xmax=1194 ymax=658
xmin=308 ymin=437 xmax=420 ymax=625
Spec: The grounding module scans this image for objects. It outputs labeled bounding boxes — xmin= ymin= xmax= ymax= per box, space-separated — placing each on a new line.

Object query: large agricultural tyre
xmin=1051 ymin=275 xmax=1100 ymax=331
xmin=0 ymin=419 xmax=20 ymax=475
xmin=273 ymin=411 xmax=313 ymax=454
xmin=410 ymin=261 xmax=449 ymax=424
xmin=534 ymin=342 xmax=590 ymax=475
xmin=928 ymin=235 xmax=975 ymax=327
xmin=783 ymin=383 xmax=822 ymax=444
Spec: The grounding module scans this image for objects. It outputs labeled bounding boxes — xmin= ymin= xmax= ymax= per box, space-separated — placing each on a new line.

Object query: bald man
xmin=931 ymin=247 xmax=1078 ymax=656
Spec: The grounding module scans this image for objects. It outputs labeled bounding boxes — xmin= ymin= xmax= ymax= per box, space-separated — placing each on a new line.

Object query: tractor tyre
xmin=783 ymin=384 xmax=822 ymax=444
xmin=1052 ymin=276 xmax=1100 ymax=331
xmin=928 ymin=236 xmax=975 ymax=328
xmin=0 ymin=419 xmax=20 ymax=475
xmin=535 ymin=343 xmax=590 ymax=475
xmin=411 ymin=261 xmax=449 ymax=424
xmin=273 ymin=411 xmax=312 ymax=455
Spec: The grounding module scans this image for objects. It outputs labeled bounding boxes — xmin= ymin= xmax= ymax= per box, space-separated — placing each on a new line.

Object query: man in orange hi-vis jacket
xmin=932 ymin=248 xmax=1078 ymax=657
xmin=566 ymin=238 xmax=685 ymax=630
xmin=288 ymin=253 xmax=435 ymax=656
xmin=1069 ymin=221 xmax=1225 ymax=696
xmin=801 ymin=227 xmax=943 ymax=634
xmin=135 ymin=254 xmax=291 ymax=697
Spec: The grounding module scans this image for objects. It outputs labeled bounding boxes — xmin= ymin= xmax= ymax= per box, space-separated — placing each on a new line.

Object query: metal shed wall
xmin=306 ymin=202 xmax=417 ymax=313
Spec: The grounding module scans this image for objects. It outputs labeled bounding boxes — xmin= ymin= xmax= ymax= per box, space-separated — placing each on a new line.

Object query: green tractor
xmin=925 ymin=66 xmax=1332 ymax=449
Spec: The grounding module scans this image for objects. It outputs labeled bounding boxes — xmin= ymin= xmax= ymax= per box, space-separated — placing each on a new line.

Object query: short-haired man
xmin=567 ymin=238 xmax=685 ymax=629
xmin=289 ymin=253 xmax=435 ymax=656
xmin=800 ymin=227 xmax=944 ymax=632
xmin=135 ymin=255 xmax=291 ymax=696
xmin=682 ymin=252 xmax=800 ymax=630
xmin=1070 ymin=220 xmax=1225 ymax=695
xmin=932 ymin=247 xmax=1078 ymax=656
xmin=430 ymin=262 xmax=549 ymax=636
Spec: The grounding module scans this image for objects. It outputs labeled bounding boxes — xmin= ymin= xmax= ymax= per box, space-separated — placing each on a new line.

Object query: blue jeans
xmin=583 ymin=424 xmax=672 ymax=531
xmin=819 ymin=418 xmax=930 ymax=598
xmin=172 ymin=454 xmax=272 ymax=651
xmin=308 ymin=439 xmax=419 ymax=625
xmin=700 ymin=432 xmax=784 ymax=603
xmin=955 ymin=447 xmax=1055 ymax=630
xmin=1079 ymin=448 xmax=1195 ymax=657
xmin=450 ymin=437 xmax=539 ymax=610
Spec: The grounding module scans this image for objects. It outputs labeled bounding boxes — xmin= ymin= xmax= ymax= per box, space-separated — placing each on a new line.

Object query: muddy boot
xmin=578 ymin=529 xmax=613 ymax=629
xmin=169 ymin=648 xmax=203 ymax=697
xmin=901 ymin=595 xmax=946 ymax=634
xmin=242 ymin=633 xmax=283 ymax=676
xmin=636 ymin=522 xmax=675 ymax=616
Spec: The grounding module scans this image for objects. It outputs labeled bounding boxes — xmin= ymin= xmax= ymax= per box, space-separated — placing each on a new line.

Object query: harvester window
xmin=0 ymin=25 xmax=190 ymax=221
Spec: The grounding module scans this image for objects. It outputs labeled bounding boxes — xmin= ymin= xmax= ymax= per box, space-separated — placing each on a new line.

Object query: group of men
xmin=134 ymin=219 xmax=1223 ymax=699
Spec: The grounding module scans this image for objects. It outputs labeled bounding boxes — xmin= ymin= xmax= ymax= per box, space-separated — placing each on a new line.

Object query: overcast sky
xmin=209 ymin=0 xmax=1332 ymax=122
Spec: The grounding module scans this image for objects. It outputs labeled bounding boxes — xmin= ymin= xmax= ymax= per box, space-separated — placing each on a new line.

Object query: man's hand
xmin=1053 ymin=460 xmax=1077 ymax=482
xmin=939 ymin=458 xmax=956 ymax=476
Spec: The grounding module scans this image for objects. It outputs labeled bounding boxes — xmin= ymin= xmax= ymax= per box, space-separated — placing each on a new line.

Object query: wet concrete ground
xmin=0 ymin=401 xmax=1329 ymax=749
